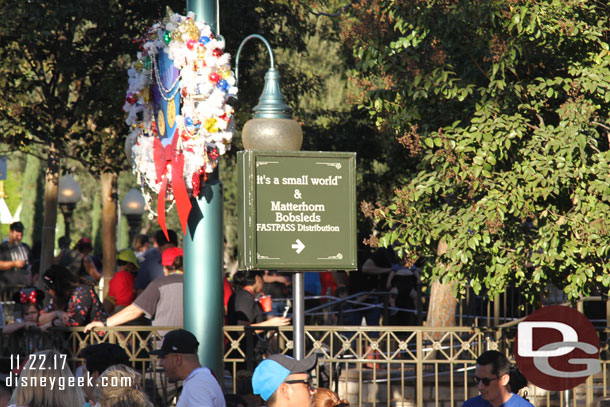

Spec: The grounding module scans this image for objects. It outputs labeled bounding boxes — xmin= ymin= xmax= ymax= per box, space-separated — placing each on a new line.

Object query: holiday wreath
xmin=123 ymin=9 xmax=237 ymax=236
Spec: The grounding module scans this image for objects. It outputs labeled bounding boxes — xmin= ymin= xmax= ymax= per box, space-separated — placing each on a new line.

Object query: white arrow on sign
xmin=291 ymin=239 xmax=306 ymax=254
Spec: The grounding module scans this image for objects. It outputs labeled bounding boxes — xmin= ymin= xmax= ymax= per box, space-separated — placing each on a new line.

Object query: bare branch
xmin=592 ymin=120 xmax=610 ymax=131
xmin=467 ymin=54 xmax=490 ymax=81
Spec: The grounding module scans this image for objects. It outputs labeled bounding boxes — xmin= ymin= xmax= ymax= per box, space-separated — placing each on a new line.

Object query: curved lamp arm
xmin=233 ymin=34 xmax=292 ymax=119
xmin=235 ymin=34 xmax=275 ymax=87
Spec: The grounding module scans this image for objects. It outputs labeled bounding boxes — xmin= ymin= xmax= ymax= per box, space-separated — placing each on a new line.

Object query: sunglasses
xmin=284 ymin=378 xmax=314 ymax=390
xmin=472 ymin=376 xmax=500 ymax=386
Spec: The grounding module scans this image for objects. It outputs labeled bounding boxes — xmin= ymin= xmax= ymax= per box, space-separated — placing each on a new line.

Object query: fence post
xmin=416 ymin=329 xmax=423 ymax=407
xmin=245 ymin=326 xmax=255 ymax=372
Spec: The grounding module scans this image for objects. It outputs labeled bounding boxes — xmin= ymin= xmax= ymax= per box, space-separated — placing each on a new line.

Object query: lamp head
xmin=121 ymin=188 xmax=146 ymax=216
xmin=58 ymin=174 xmax=82 ymax=204
xmin=242 ymin=68 xmax=302 ymax=151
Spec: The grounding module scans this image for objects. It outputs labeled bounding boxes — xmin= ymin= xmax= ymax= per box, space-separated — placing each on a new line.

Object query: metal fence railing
xmin=0 ymin=322 xmax=608 ymax=407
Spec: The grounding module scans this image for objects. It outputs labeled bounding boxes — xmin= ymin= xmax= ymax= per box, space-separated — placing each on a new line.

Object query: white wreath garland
xmin=123 ymin=10 xmax=237 ymax=217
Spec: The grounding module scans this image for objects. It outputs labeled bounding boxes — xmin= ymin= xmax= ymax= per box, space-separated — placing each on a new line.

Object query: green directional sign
xmin=238 ymin=151 xmax=357 ymax=270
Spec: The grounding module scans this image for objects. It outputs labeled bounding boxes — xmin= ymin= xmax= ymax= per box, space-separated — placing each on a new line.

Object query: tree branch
xmin=592 ymin=120 xmax=610 ymax=131
xmin=467 ymin=53 xmax=490 ymax=81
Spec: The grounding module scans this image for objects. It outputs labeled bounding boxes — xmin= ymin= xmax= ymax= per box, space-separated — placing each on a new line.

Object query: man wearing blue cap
xmin=252 ymin=353 xmax=317 ymax=407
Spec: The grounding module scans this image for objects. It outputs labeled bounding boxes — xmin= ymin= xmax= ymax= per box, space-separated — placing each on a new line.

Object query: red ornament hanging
xmin=208 ymin=72 xmax=220 ymax=83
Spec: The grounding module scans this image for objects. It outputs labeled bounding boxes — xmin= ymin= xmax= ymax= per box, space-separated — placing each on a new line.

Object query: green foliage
xmin=0 ymin=0 xmax=183 ymax=175
xmin=0 ymin=156 xmax=24 ymax=240
xmin=19 ymin=154 xmax=44 ymax=247
xmin=221 ymin=1 xmax=399 ymax=249
xmin=343 ymin=0 xmax=610 ymax=302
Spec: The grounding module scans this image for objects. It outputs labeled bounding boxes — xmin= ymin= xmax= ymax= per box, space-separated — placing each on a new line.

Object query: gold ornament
xmin=187 ymin=23 xmax=199 ymax=40
xmin=157 ymin=109 xmax=166 ymax=137
xmin=167 ymin=98 xmax=176 ymax=129
xmin=204 ymin=118 xmax=218 ymax=132
xmin=219 ymin=69 xmax=231 ymax=79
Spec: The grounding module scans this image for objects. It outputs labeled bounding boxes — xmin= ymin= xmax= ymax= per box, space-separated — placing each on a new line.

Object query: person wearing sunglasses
xmin=463 ymin=350 xmax=533 ymax=407
xmin=252 ymin=353 xmax=317 ymax=407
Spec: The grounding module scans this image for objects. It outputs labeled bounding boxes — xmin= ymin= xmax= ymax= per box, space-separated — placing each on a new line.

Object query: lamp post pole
xmin=235 ymin=35 xmax=304 ymax=359
xmin=58 ymin=203 xmax=75 ymax=242
xmin=184 ymin=0 xmax=224 ymax=381
xmin=58 ymin=174 xmax=82 ymax=244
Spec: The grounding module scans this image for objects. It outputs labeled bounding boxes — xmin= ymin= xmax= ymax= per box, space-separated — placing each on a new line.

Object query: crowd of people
xmin=0 ymin=221 xmax=538 ymax=406
xmin=0 ymin=221 xmax=426 ymax=330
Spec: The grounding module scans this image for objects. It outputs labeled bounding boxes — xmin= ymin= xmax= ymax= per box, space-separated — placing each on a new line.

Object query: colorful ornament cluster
xmin=123 ymin=9 xmax=237 ymax=231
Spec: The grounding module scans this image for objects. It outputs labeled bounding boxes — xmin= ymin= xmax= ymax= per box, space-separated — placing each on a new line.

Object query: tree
xmin=219 ymin=1 xmax=393 ymax=268
xmin=340 ymin=0 xmax=610 ymax=305
xmin=0 ymin=0 xmax=182 ymax=288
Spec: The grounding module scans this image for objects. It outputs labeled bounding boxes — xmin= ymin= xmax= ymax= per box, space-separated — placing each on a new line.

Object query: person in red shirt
xmin=104 ymin=249 xmax=139 ymax=314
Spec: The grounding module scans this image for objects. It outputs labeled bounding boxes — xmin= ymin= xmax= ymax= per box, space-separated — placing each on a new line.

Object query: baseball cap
xmin=77 ymin=237 xmax=93 ymax=248
xmin=150 ymin=329 xmax=199 ymax=357
xmin=117 ymin=249 xmax=139 ymax=269
xmin=10 ymin=221 xmax=24 ymax=232
xmin=252 ymin=354 xmax=317 ymax=401
xmin=79 ymin=343 xmax=129 ymax=374
xmin=162 ymin=247 xmax=183 ymax=266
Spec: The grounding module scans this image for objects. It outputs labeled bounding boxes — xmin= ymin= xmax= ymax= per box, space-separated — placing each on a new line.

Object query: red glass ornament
xmin=208 ymin=72 xmax=220 ymax=83
xmin=126 ymin=96 xmax=137 ymax=105
xmin=186 ymin=40 xmax=196 ymax=50
xmin=182 ymin=88 xmax=188 ymax=97
xmin=212 ymin=48 xmax=223 ymax=57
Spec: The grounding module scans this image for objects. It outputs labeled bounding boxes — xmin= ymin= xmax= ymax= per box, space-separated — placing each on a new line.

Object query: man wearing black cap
xmin=0 ymin=221 xmax=31 ymax=293
xmin=152 ymin=329 xmax=225 ymax=407
xmin=78 ymin=343 xmax=130 ymax=404
xmin=252 ymin=353 xmax=317 ymax=407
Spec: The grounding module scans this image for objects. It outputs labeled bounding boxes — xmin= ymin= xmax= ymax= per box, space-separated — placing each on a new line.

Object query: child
xmin=2 ymin=288 xmax=52 ymax=333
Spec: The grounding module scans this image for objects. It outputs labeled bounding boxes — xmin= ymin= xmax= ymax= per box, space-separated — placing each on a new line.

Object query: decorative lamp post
xmin=236 ymin=34 xmax=303 ymax=151
xmin=235 ymin=35 xmax=306 ymax=360
xmin=57 ymin=174 xmax=82 ymax=243
xmin=121 ymin=188 xmax=146 ymax=246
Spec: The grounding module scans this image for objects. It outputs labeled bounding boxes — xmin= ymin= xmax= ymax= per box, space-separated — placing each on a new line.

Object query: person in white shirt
xmin=151 ymin=329 xmax=225 ymax=407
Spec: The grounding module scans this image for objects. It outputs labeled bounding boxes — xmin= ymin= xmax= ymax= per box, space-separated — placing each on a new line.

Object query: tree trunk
xmin=100 ymin=171 xmax=117 ymax=298
xmin=425 ymin=240 xmax=458 ymax=339
xmin=426 ymin=281 xmax=457 ymax=333
xmin=38 ymin=147 xmax=59 ymax=281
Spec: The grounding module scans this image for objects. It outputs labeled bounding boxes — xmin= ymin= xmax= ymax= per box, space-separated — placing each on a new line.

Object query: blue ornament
xmin=217 ymin=79 xmax=229 ymax=91
xmin=185 ymin=117 xmax=193 ymax=126
xmin=199 ymin=36 xmax=210 ymax=45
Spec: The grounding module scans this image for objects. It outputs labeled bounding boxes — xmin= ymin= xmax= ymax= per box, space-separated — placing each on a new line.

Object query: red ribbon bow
xmin=153 ymin=135 xmax=192 ymax=239
xmin=20 ymin=290 xmax=37 ymax=304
